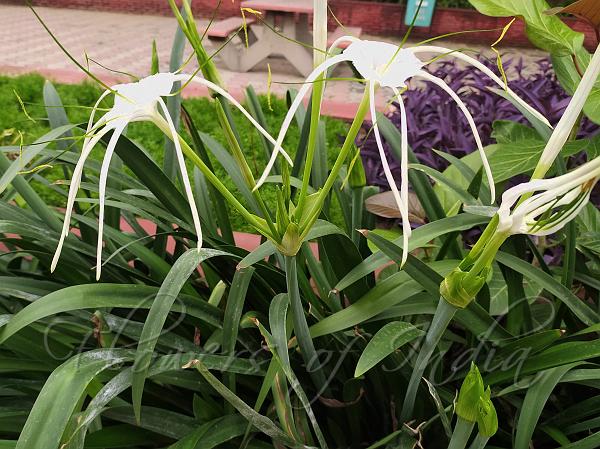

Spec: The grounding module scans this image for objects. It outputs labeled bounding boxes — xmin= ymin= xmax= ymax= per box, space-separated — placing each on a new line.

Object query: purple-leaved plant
xmin=358 ymin=57 xmax=600 ymax=190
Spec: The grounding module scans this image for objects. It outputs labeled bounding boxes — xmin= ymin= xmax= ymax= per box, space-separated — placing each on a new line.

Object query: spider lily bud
xmin=456 ymin=363 xmax=485 ymax=422
xmin=477 ymin=387 xmax=498 ymax=438
xmin=498 ymin=157 xmax=600 ymax=237
xmin=440 ymin=266 xmax=489 ymax=309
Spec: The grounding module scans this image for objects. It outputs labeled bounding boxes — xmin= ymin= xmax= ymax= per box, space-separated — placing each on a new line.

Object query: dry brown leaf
xmin=547 ymin=0 xmax=600 ymax=30
xmin=364 ymin=191 xmax=427 ymax=224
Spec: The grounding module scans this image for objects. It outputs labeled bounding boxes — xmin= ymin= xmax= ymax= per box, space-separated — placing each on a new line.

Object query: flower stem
xmin=284 ymin=255 xmax=329 ymax=393
xmin=448 ymin=417 xmax=475 ymax=449
xmin=468 ymin=434 xmax=490 ymax=449
xmin=296 ymin=78 xmax=325 ymax=215
xmin=464 ymin=231 xmax=508 ymax=285
xmin=400 ymin=298 xmax=457 ymax=422
xmin=299 ymin=90 xmax=371 ymax=239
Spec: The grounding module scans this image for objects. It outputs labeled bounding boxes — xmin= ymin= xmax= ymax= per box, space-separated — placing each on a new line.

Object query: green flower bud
xmin=477 ymin=387 xmax=498 ymax=437
xmin=456 ymin=362 xmax=485 ymax=422
xmin=440 ymin=267 xmax=487 ymax=309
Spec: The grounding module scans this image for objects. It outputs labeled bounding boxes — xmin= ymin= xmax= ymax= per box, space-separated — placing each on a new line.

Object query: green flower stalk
xmin=401 ymin=44 xmax=600 ymax=421
xmin=401 ymin=157 xmax=600 ymax=420
xmin=313 ymin=0 xmax=328 ymax=67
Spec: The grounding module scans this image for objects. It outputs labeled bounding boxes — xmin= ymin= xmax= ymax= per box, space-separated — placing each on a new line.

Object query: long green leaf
xmin=496 ymin=252 xmax=600 ymax=326
xmin=515 ymin=364 xmax=580 ymax=449
xmin=354 ymin=321 xmax=424 ymax=377
xmin=14 ymin=349 xmax=132 ymax=449
xmin=193 ymin=360 xmax=309 ymax=449
xmin=132 ymin=248 xmax=230 ymax=421
xmin=0 ymin=284 xmax=222 ymax=344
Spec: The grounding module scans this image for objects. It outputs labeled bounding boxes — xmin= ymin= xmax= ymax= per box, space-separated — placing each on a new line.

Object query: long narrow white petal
xmin=173 ymin=74 xmax=293 ymax=166
xmin=417 ymin=70 xmax=496 ymax=202
xmin=95 ymin=124 xmax=127 ymax=280
xmin=410 ymin=45 xmax=552 ymax=129
xmin=392 ymin=87 xmax=410 ymax=236
xmin=51 ymin=125 xmax=114 ymax=273
xmin=249 ymin=54 xmax=350 ymax=190
xmin=370 ymin=82 xmax=411 ymax=266
xmin=158 ymin=98 xmax=203 ymax=251
xmin=328 ymin=35 xmax=360 ymax=53
xmin=538 ymin=43 xmax=600 ymax=171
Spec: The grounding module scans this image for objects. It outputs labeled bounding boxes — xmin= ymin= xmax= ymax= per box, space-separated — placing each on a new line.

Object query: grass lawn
xmin=0 ymin=74 xmax=350 ymax=231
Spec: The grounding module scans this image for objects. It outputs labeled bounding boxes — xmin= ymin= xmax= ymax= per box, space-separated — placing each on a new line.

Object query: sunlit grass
xmin=0 ymin=73 xmax=350 ymax=231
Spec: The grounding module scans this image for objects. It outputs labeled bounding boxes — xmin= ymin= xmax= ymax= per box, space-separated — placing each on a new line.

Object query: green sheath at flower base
xmin=277 ymin=223 xmax=302 ymax=257
xmin=477 ymin=387 xmax=498 ymax=438
xmin=456 ymin=363 xmax=485 ymax=422
xmin=440 ymin=267 xmax=488 ymax=309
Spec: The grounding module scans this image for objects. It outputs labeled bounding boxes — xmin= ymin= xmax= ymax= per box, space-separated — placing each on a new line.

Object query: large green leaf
xmin=469 ymin=0 xmax=584 ymax=55
xmin=496 ymin=252 xmax=600 ymax=326
xmin=64 ymin=352 xmax=261 ymax=446
xmin=488 ymin=121 xmax=596 ymax=181
xmin=311 ymin=260 xmax=457 ymax=338
xmin=514 ymin=364 xmax=581 ymax=449
xmin=335 ymin=214 xmax=488 ymax=291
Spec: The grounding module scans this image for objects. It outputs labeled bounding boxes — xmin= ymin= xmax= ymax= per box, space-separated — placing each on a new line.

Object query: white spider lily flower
xmin=534 ymin=43 xmax=600 ymax=178
xmin=255 ymin=38 xmax=549 ymax=265
xmin=52 ymin=72 xmax=291 ymax=280
xmin=497 ymin=157 xmax=600 ymax=236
